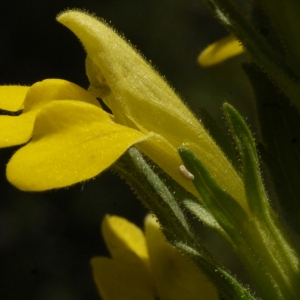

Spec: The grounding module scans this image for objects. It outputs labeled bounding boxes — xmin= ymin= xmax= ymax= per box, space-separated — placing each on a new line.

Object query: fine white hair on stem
xmin=179 ymin=165 xmax=194 ymax=181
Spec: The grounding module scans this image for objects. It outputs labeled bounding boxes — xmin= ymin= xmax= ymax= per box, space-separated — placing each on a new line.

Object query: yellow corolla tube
xmin=57 ymin=10 xmax=247 ymax=208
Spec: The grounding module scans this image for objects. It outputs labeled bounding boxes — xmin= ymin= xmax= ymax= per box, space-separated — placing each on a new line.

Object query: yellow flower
xmin=198 ymin=35 xmax=244 ymax=67
xmin=0 ymin=79 xmax=146 ymax=190
xmin=0 ymin=10 xmax=246 ymax=211
xmin=91 ymin=215 xmax=219 ymax=300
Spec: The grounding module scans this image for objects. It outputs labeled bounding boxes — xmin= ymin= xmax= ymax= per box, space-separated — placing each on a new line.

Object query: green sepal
xmin=223 ymin=103 xmax=300 ymax=300
xmin=112 ymin=147 xmax=257 ymax=300
xmin=112 ymin=146 xmax=227 ymax=237
xmin=223 ymin=102 xmax=268 ymax=215
xmin=243 ymin=62 xmax=300 ymax=233
xmin=178 ymin=147 xmax=249 ymax=243
xmin=174 ymin=240 xmax=257 ymax=300
xmin=181 ymin=197 xmax=226 ymax=239
xmin=112 ymin=147 xmax=191 ymax=238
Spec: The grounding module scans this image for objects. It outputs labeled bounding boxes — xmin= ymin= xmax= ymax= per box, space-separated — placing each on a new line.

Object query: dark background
xmin=0 ymin=1 xmax=251 ymax=299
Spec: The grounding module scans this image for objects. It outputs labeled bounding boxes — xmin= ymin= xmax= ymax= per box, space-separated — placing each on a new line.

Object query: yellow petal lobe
xmin=23 ymin=78 xmax=99 ymax=112
xmin=102 ymin=215 xmax=149 ymax=267
xmin=6 ymin=101 xmax=147 ymax=191
xmin=91 ymin=215 xmax=157 ymax=300
xmin=198 ymin=35 xmax=244 ymax=67
xmin=0 ymin=79 xmax=100 ymax=147
xmin=0 ymin=86 xmax=28 ymax=111
xmin=145 ymin=215 xmax=219 ymax=300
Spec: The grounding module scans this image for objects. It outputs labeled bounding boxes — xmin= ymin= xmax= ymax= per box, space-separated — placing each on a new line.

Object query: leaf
xmin=178 ymin=147 xmax=249 ymax=242
xmin=224 ymin=102 xmax=300 ymax=300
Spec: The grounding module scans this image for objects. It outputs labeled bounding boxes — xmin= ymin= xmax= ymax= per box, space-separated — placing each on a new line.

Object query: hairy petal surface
xmin=6 ymin=101 xmax=146 ymax=191
xmin=57 ymin=10 xmax=247 ymax=209
xmin=57 ymin=11 xmax=198 ymax=132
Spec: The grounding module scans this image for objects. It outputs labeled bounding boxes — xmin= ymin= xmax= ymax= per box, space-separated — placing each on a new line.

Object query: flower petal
xmin=57 ymin=11 xmax=202 ymax=137
xmin=0 ymin=86 xmax=29 ymax=111
xmin=0 ymin=79 xmax=100 ymax=147
xmin=0 ymin=113 xmax=36 ymax=147
xmin=57 ymin=11 xmax=247 ymax=210
xmin=198 ymin=35 xmax=244 ymax=67
xmin=91 ymin=257 xmax=157 ymax=300
xmin=145 ymin=215 xmax=219 ymax=300
xmin=91 ymin=215 xmax=157 ymax=300
xmin=138 ymin=132 xmax=247 ymax=211
xmin=102 ymin=215 xmax=149 ymax=267
xmin=6 ymin=101 xmax=147 ymax=191
xmin=22 ymin=78 xmax=100 ymax=112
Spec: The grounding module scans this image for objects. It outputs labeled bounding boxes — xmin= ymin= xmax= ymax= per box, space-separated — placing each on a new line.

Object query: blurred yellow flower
xmin=198 ymin=35 xmax=244 ymax=67
xmin=91 ymin=215 xmax=219 ymax=300
xmin=0 ymin=11 xmax=246 ymax=211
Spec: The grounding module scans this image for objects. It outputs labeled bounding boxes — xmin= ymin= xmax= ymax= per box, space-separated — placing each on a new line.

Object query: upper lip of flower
xmin=57 ymin=10 xmax=246 ymax=206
